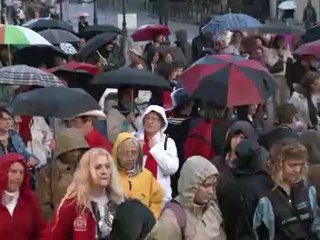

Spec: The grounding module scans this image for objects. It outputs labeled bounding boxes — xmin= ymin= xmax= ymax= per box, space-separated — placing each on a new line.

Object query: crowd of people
xmin=1 ymin=6 xmax=320 ymax=240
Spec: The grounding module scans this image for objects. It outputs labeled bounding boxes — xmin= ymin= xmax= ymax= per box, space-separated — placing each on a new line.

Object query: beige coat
xmin=148 ymin=156 xmax=226 ymax=240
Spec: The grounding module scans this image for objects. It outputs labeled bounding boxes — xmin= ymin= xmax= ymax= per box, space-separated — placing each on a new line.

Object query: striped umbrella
xmin=0 ymin=25 xmax=52 ymax=46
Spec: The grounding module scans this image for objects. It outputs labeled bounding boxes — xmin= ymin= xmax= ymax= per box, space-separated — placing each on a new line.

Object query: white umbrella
xmin=278 ymin=0 xmax=297 ymax=10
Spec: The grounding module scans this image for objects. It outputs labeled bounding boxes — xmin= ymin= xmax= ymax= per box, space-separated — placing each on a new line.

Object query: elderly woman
xmin=112 ymin=132 xmax=163 ymax=218
xmin=44 ymin=148 xmax=124 ymax=240
xmin=137 ymin=105 xmax=179 ymax=201
xmin=0 ymin=153 xmax=45 ymax=240
xmin=253 ymin=138 xmax=320 ymax=239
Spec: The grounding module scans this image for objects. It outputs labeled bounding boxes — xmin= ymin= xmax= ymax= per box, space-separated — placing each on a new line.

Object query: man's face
xmin=117 ymin=139 xmax=139 ymax=170
xmin=0 ymin=111 xmax=11 ymax=132
xmin=194 ymin=175 xmax=216 ymax=205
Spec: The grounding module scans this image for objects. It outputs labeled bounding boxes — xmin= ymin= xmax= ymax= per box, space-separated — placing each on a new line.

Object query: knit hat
xmin=171 ymin=87 xmax=189 ymax=109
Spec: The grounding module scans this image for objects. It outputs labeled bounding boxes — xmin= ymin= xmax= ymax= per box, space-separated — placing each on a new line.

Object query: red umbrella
xmin=294 ymin=40 xmax=320 ymax=57
xmin=179 ymin=54 xmax=277 ymax=107
xmin=48 ymin=61 xmax=99 ymax=76
xmin=131 ymin=24 xmax=170 ymax=42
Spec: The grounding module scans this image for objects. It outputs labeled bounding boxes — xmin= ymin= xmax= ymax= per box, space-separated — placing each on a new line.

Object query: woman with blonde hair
xmin=252 ymin=138 xmax=320 ymax=240
xmin=43 ymin=148 xmax=124 ymax=240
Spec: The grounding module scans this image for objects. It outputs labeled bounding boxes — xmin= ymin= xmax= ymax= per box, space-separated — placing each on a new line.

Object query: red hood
xmin=0 ymin=153 xmax=32 ymax=200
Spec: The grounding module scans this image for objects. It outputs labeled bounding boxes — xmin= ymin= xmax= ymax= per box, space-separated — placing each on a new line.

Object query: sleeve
xmin=148 ymin=208 xmax=182 ymax=240
xmin=11 ymin=130 xmax=35 ymax=162
xmin=32 ymin=196 xmax=47 ymax=240
xmin=149 ymin=138 xmax=179 ymax=176
xmin=308 ymin=186 xmax=320 ymax=239
xmin=252 ymin=197 xmax=275 ymax=240
xmin=149 ymin=175 xmax=164 ymax=219
xmin=43 ymin=201 xmax=74 ymax=240
xmin=36 ymin=167 xmax=53 ymax=220
xmin=39 ymin=117 xmax=53 ymax=151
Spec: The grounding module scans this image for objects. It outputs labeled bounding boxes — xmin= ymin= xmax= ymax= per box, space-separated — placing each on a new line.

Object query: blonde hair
xmin=267 ymin=139 xmax=308 ymax=186
xmin=58 ymin=148 xmax=124 ymax=214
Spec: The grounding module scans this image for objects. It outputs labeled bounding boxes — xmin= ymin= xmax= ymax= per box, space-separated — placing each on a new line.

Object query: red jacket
xmin=43 ymin=198 xmax=96 ymax=240
xmin=0 ymin=153 xmax=46 ymax=240
xmin=85 ymin=128 xmax=113 ymax=152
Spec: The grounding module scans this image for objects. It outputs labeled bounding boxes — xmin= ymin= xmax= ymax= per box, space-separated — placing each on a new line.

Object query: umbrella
xmin=278 ymin=0 xmax=296 ymax=10
xmin=91 ymin=67 xmax=171 ymax=90
xmin=294 ymin=40 xmax=320 ymax=58
xmin=79 ymin=24 xmax=122 ymax=39
xmin=131 ymin=24 xmax=170 ymax=42
xmin=49 ymin=61 xmax=99 ymax=76
xmin=179 ymin=54 xmax=277 ymax=107
xmin=0 ymin=25 xmax=52 ymax=46
xmin=23 ymin=17 xmax=74 ymax=32
xmin=302 ymin=25 xmax=320 ymax=43
xmin=38 ymin=29 xmax=80 ymax=44
xmin=202 ymin=13 xmax=262 ymax=34
xmin=10 ymin=87 xmax=101 ymax=118
xmin=75 ymin=32 xmax=118 ymax=61
xmin=0 ymin=65 xmax=65 ymax=87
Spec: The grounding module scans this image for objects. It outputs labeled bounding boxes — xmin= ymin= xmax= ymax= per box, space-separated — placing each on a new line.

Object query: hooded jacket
xmin=138 ymin=105 xmax=179 ymax=201
xmin=0 ymin=153 xmax=46 ymax=240
xmin=109 ymin=199 xmax=156 ymax=240
xmin=175 ymin=30 xmax=192 ymax=66
xmin=112 ymin=132 xmax=163 ymax=218
xmin=149 ymin=156 xmax=226 ymax=240
xmin=36 ymin=128 xmax=89 ymax=219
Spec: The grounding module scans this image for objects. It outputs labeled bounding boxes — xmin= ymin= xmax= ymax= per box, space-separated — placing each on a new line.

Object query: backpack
xmin=161 ymin=199 xmax=187 ymax=240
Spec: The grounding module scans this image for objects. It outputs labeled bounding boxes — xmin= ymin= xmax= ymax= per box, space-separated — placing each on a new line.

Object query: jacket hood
xmin=142 ymin=105 xmax=168 ymax=131
xmin=178 ymin=156 xmax=218 ymax=208
xmin=233 ymin=139 xmax=269 ymax=172
xmin=175 ymin=29 xmax=188 ymax=43
xmin=110 ymin=199 xmax=156 ymax=240
xmin=0 ymin=153 xmax=32 ymax=201
xmin=54 ymin=128 xmax=89 ymax=158
xmin=112 ymin=132 xmax=143 ymax=175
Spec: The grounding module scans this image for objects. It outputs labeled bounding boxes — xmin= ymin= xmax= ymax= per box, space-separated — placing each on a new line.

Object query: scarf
xmin=142 ymin=134 xmax=158 ymax=178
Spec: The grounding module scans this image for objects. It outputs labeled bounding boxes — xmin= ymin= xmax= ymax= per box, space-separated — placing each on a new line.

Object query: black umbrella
xmin=75 ymin=32 xmax=118 ymax=61
xmin=39 ymin=29 xmax=80 ymax=44
xmin=23 ymin=17 xmax=74 ymax=32
xmin=10 ymin=87 xmax=101 ymax=118
xmin=79 ymin=24 xmax=122 ymax=39
xmin=302 ymin=25 xmax=320 ymax=43
xmin=91 ymin=67 xmax=171 ymax=90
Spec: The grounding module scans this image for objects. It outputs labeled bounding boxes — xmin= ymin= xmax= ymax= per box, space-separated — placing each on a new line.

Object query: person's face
xmin=165 ymin=53 xmax=173 ymax=63
xmin=277 ymin=39 xmax=285 ymax=49
xmin=59 ymin=149 xmax=86 ymax=167
xmin=311 ymin=79 xmax=320 ymax=93
xmin=12 ymin=115 xmax=22 ymax=131
xmin=156 ymin=34 xmax=164 ymax=43
xmin=6 ymin=162 xmax=24 ymax=192
xmin=169 ymin=69 xmax=178 ymax=80
xmin=234 ymin=32 xmax=242 ymax=42
xmin=176 ymin=67 xmax=183 ymax=77
xmin=194 ymin=175 xmax=216 ymax=205
xmin=0 ymin=112 xmax=12 ymax=132
xmin=143 ymin=112 xmax=162 ymax=134
xmin=256 ymin=38 xmax=262 ymax=47
xmin=117 ymin=139 xmax=139 ymax=170
xmin=106 ymin=43 xmax=114 ymax=51
xmin=79 ymin=38 xmax=86 ymax=49
xmin=283 ymin=158 xmax=305 ymax=185
xmin=152 ymin=53 xmax=159 ymax=64
xmin=90 ymin=155 xmax=111 ymax=188
xmin=230 ymin=133 xmax=245 ymax=152
xmin=67 ymin=117 xmax=93 ymax=136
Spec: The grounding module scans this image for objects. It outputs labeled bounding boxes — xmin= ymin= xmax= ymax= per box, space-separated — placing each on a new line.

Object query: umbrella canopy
xmin=0 ymin=65 xmax=65 ymax=87
xmin=75 ymin=32 xmax=118 ymax=61
xmin=79 ymin=24 xmax=122 ymax=39
xmin=10 ymin=87 xmax=101 ymax=118
xmin=91 ymin=67 xmax=171 ymax=90
xmin=23 ymin=17 xmax=74 ymax=32
xmin=278 ymin=0 xmax=296 ymax=10
xmin=302 ymin=25 xmax=320 ymax=43
xmin=0 ymin=25 xmax=52 ymax=45
xmin=179 ymin=54 xmax=277 ymax=107
xmin=49 ymin=61 xmax=99 ymax=76
xmin=202 ymin=13 xmax=262 ymax=34
xmin=39 ymin=29 xmax=80 ymax=44
xmin=131 ymin=24 xmax=170 ymax=42
xmin=294 ymin=40 xmax=320 ymax=58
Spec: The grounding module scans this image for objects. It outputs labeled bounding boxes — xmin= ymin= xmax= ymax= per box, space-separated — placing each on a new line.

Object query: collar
xmin=3 ymin=190 xmax=19 ymax=200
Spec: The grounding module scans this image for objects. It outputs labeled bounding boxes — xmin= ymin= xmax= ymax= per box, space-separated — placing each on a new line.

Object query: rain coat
xmin=137 ymin=105 xmax=179 ymax=201
xmin=36 ymin=128 xmax=89 ymax=219
xmin=0 ymin=153 xmax=46 ymax=240
xmin=112 ymin=132 xmax=163 ymax=219
xmin=149 ymin=156 xmax=226 ymax=240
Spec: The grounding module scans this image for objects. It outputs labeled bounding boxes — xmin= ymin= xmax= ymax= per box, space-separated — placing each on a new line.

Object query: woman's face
xmin=143 ymin=112 xmax=162 ymax=135
xmin=165 ymin=53 xmax=173 ymax=63
xmin=230 ymin=133 xmax=245 ymax=152
xmin=152 ymin=52 xmax=159 ymax=64
xmin=6 ymin=162 xmax=24 ymax=192
xmin=283 ymin=158 xmax=305 ymax=185
xmin=256 ymin=38 xmax=262 ymax=47
xmin=90 ymin=155 xmax=111 ymax=188
xmin=311 ymin=79 xmax=320 ymax=93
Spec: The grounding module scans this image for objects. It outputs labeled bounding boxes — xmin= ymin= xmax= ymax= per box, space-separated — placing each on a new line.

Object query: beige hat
xmin=68 ymin=110 xmax=106 ymax=119
xmin=129 ymin=44 xmax=144 ymax=59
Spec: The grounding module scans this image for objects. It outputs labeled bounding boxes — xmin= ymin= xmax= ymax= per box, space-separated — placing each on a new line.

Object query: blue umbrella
xmin=202 ymin=13 xmax=262 ymax=34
